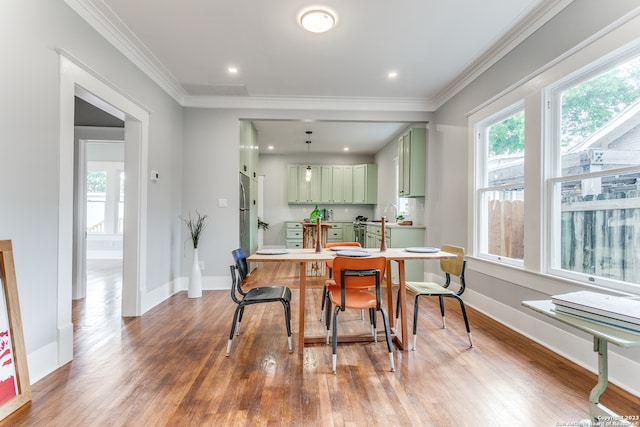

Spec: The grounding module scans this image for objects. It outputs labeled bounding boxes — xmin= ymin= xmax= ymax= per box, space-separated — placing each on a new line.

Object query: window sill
xmin=466 ymin=256 xmax=638 ymax=297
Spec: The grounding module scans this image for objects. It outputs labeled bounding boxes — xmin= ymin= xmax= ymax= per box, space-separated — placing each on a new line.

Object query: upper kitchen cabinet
xmin=288 ymin=165 xmax=321 ymax=204
xmin=398 ymin=127 xmax=427 ymax=197
xmin=289 ymin=164 xmax=375 ymax=205
xmin=353 ymin=164 xmax=377 ymax=204
xmin=240 ymin=120 xmax=259 ymax=179
xmin=321 ymin=165 xmax=353 ymax=204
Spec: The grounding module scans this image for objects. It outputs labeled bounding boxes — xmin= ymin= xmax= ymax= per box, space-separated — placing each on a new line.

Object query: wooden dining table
xmin=247 ymin=247 xmax=456 ymax=354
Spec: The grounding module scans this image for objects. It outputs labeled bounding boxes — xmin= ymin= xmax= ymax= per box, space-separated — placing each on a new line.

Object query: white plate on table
xmin=329 ymin=246 xmax=363 ymax=251
xmin=255 ymin=249 xmax=289 ymax=255
xmin=404 ymin=247 xmax=439 ymax=253
xmin=336 ymin=250 xmax=371 ymax=257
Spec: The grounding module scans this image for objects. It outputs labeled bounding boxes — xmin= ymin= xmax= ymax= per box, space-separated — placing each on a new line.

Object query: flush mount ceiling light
xmin=299 ymin=8 xmax=336 ymax=33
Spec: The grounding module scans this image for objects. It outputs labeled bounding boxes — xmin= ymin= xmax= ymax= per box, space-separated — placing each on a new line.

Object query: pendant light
xmin=305 ymin=131 xmax=312 ymax=182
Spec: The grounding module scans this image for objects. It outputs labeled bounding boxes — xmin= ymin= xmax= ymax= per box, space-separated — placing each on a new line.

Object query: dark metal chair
xmin=226 ymin=248 xmax=292 ymax=356
xmin=395 ymin=245 xmax=473 ymax=350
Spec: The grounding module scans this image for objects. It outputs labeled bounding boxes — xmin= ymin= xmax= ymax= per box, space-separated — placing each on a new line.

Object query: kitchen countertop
xmin=364 ymin=221 xmax=426 ymax=229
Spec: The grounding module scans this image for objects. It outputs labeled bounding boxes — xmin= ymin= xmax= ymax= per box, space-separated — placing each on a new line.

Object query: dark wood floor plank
xmin=2 ymin=261 xmax=638 ymax=426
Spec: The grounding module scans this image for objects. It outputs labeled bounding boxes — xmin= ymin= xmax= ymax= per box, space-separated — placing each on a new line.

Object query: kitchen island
xmin=301 ymin=221 xmax=332 ymax=276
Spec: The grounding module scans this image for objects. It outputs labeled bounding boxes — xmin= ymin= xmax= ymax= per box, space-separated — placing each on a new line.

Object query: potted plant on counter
xmin=182 ymin=210 xmax=207 ymax=298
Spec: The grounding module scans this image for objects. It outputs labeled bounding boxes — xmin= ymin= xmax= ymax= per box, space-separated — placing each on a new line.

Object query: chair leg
xmin=325 ymin=294 xmax=332 ymax=344
xmin=452 ymin=295 xmax=473 ymax=347
xmin=378 ymin=306 xmax=395 ymax=372
xmin=282 ymin=301 xmax=293 ymax=353
xmin=438 ymin=295 xmax=447 ymax=329
xmin=369 ymin=308 xmax=377 ymax=342
xmin=395 ymin=288 xmax=400 ymax=321
xmin=236 ymin=306 xmax=245 ymax=335
xmin=226 ymin=304 xmax=243 ymax=356
xmin=412 ymin=295 xmax=420 ymax=351
xmin=332 ymin=306 xmax=340 ymax=374
xmin=320 ymin=284 xmax=327 ymax=321
xmin=286 ymin=301 xmax=293 ymax=335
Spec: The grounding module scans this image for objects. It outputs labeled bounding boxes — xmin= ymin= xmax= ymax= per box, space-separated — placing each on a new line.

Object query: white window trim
xmin=467 ymin=10 xmax=640 ymax=296
xmin=474 ymin=101 xmax=525 ymax=267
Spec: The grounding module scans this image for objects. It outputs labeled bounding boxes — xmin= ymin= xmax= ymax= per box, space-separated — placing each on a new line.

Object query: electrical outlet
xmin=199 ymin=261 xmax=205 ymax=271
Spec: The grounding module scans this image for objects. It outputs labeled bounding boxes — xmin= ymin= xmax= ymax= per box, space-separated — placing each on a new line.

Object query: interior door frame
xmin=58 ymin=52 xmax=149 ymax=365
xmin=73 ymin=131 xmax=125 ymax=300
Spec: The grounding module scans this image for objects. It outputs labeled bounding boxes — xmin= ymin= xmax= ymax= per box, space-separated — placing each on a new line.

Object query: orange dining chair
xmin=395 ymin=245 xmax=473 ymax=350
xmin=226 ymin=248 xmax=293 ymax=356
xmin=320 ymin=241 xmax=363 ymax=321
xmin=326 ymin=256 xmax=395 ymax=374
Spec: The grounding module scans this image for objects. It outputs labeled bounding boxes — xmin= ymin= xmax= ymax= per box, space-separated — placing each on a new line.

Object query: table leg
xmin=589 ymin=337 xmax=632 ymax=425
xmin=394 ymin=260 xmax=408 ymax=351
xmin=297 ymin=261 xmax=306 ymax=355
xmin=386 ymin=260 xmax=395 ymax=328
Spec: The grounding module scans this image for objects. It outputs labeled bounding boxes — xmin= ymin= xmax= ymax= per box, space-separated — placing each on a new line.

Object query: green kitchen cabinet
xmin=398 ymin=128 xmax=427 ymax=198
xmin=288 ymin=165 xmax=321 ymax=204
xmin=285 ymin=221 xmax=303 ymax=248
xmin=331 ymin=165 xmax=353 ymax=204
xmin=353 ymin=164 xmax=377 ymax=204
xmin=240 ymin=120 xmax=258 ymax=179
xmin=320 ymin=166 xmax=333 ymax=203
xmin=288 ymin=163 xmax=375 ymax=205
xmin=320 ymin=165 xmax=353 ymax=204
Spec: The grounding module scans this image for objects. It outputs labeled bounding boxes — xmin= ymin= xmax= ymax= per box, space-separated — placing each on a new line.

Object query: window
xmin=469 ymin=15 xmax=640 ymax=295
xmin=475 ymin=105 xmax=525 ymax=264
xmin=86 ymin=162 xmax=125 ymax=235
xmin=547 ymin=52 xmax=640 ymax=290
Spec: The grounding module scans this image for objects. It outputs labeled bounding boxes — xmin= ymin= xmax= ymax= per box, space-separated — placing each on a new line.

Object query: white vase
xmin=188 ymin=248 xmax=202 ymax=298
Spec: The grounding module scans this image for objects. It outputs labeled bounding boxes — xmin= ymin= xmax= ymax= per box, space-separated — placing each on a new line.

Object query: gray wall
xmin=430 ymin=0 xmax=640 ymax=392
xmin=1 ymin=0 xmax=183 ymax=380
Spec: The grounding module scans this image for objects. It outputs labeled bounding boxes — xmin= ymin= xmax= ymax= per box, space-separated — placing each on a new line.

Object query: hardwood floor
xmin=2 ymin=262 xmax=638 ymax=426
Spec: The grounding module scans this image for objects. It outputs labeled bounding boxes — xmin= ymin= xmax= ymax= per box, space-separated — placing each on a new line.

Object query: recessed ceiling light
xmin=343 ymin=147 xmax=349 ymax=151
xmin=388 ymin=71 xmax=398 ymax=78
xmin=228 ymin=67 xmax=238 ymax=74
xmin=299 ymin=8 xmax=336 ymax=33
xmin=268 ymin=145 xmax=274 ymax=150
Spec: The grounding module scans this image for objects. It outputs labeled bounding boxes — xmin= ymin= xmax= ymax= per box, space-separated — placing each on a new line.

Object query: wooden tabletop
xmin=247 ymin=247 xmax=456 ymax=263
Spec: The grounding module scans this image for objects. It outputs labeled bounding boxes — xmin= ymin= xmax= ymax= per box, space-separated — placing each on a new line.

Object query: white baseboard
xmin=464 ymin=288 xmax=640 ymax=397
xmin=27 ymin=341 xmax=59 ymax=384
xmin=142 ymin=275 xmax=231 ymax=313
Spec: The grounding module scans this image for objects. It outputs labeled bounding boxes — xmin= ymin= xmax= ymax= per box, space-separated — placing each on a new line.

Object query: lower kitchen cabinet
xmin=365 ymin=224 xmax=426 ymax=281
xmin=285 ymin=222 xmax=303 ymax=249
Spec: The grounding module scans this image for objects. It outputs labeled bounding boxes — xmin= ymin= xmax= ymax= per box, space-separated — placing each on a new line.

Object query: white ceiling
xmin=70 ymin=0 xmax=569 ymax=154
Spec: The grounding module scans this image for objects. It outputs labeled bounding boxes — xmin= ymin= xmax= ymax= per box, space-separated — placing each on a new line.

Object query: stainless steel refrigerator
xmin=239 ymin=173 xmax=251 ymax=255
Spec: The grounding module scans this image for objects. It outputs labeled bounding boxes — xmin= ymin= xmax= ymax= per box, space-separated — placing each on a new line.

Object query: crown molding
xmin=64 ymin=0 xmax=186 ymax=104
xmin=66 ymin=0 xmax=571 ymax=113
xmin=432 ymin=0 xmax=574 ymax=110
xmin=182 ymin=95 xmax=435 ymax=112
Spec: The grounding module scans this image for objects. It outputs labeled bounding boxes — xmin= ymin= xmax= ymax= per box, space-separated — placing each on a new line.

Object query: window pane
xmin=487 ymin=111 xmax=525 ymax=186
xmin=87 ymin=171 xmax=106 ymax=234
xmin=482 ymin=187 xmax=524 ymax=260
xmin=558 ymin=171 xmax=640 ymax=283
xmin=560 ymin=55 xmax=640 ymax=177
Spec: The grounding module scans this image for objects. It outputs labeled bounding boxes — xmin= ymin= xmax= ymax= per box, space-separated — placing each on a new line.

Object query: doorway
xmin=59 ymin=55 xmax=150 ymax=365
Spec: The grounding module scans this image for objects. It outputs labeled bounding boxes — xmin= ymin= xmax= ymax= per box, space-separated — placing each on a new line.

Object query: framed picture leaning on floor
xmin=0 ymin=240 xmax=31 ymax=420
